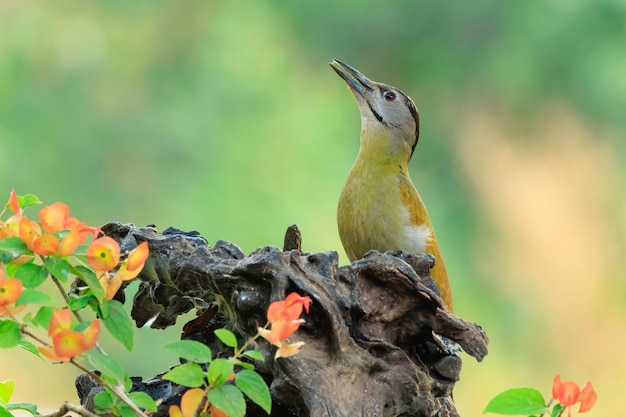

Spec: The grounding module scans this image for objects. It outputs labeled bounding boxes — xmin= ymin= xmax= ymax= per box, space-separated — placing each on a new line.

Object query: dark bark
xmin=76 ymin=223 xmax=488 ymax=417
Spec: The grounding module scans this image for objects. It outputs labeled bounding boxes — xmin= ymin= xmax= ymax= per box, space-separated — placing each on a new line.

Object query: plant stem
xmin=192 ymin=386 xmax=211 ymax=417
xmin=233 ymin=322 xmax=270 ymax=358
xmin=49 ymin=273 xmax=86 ymax=320
xmin=71 ymin=359 xmax=150 ymax=417
xmin=38 ymin=401 xmax=99 ymax=417
xmin=20 ymin=326 xmax=49 ymax=347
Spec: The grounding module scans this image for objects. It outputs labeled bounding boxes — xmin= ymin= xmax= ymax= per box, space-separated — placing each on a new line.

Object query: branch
xmin=73 ymin=223 xmax=489 ymax=417
xmin=39 ymin=401 xmax=99 ymax=417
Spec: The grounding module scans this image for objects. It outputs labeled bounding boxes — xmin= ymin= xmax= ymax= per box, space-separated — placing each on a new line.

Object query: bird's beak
xmin=329 ymin=59 xmax=375 ymax=99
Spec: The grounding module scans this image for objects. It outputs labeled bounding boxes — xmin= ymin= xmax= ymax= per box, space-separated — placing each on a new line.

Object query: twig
xmin=70 ymin=360 xmax=150 ymax=417
xmin=38 ymin=401 xmax=98 ymax=417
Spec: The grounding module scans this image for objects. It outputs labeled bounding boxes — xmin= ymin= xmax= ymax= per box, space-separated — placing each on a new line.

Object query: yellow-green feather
xmin=338 ymin=127 xmax=453 ymax=310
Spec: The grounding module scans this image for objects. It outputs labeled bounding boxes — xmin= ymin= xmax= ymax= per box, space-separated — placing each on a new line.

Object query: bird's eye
xmin=383 ymin=91 xmax=396 ymax=101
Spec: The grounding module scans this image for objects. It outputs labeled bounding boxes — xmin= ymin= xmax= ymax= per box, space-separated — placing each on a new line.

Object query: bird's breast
xmin=337 ymin=165 xmax=432 ymax=261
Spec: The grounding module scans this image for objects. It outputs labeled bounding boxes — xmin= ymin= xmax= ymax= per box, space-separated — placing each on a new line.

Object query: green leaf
xmin=124 ymin=374 xmax=133 ymax=392
xmin=20 ymin=194 xmax=41 ymax=210
xmin=208 ymin=385 xmax=246 ymax=417
xmin=86 ymin=351 xmax=128 ymax=386
xmin=214 ymin=329 xmax=238 ymax=349
xmin=32 ymin=306 xmax=54 ymax=329
xmin=6 ymin=402 xmax=38 ymax=415
xmin=119 ymin=405 xmax=138 ymax=417
xmin=44 ymin=257 xmax=72 ymax=283
xmin=93 ymin=390 xmax=114 ymax=412
xmin=97 ymin=298 xmax=109 ymax=318
xmin=0 ymin=380 xmax=15 ymax=403
xmin=3 ymin=264 xmax=18 ymax=280
xmin=0 ymin=237 xmax=29 ymax=263
xmin=207 ymin=358 xmax=234 ymax=387
xmin=17 ymin=339 xmax=40 ymax=358
xmin=101 ymin=300 xmax=134 ymax=351
xmin=551 ymin=403 xmax=565 ymax=417
xmin=0 ymin=405 xmax=14 ymax=417
xmin=242 ymin=349 xmax=265 ymax=362
xmin=235 ymin=370 xmax=271 ymax=413
xmin=15 ymin=289 xmax=55 ymax=307
xmin=162 ymin=363 xmax=206 ymax=388
xmin=161 ymin=340 xmax=213 ymax=363
xmin=0 ymin=321 xmax=20 ymax=348
xmin=68 ymin=294 xmax=89 ymax=311
xmin=483 ymin=388 xmax=547 ymax=415
xmin=231 ymin=359 xmax=254 ymax=370
xmin=13 ymin=263 xmax=48 ymax=288
xmin=70 ymin=244 xmax=90 ymax=258
xmin=128 ymin=391 xmax=157 ymax=412
xmin=72 ymin=265 xmax=105 ymax=304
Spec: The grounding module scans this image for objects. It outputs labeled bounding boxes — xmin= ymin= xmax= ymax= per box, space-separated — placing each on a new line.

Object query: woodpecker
xmin=330 ymin=59 xmax=453 ymax=311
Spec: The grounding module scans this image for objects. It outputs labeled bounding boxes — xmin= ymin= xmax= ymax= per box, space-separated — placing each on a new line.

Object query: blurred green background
xmin=1 ymin=1 xmax=625 ymax=415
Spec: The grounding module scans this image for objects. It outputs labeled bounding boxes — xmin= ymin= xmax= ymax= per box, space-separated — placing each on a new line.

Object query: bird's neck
xmin=355 ymin=126 xmax=412 ymax=171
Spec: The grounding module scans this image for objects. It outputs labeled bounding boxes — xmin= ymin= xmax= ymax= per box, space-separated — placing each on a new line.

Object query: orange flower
xmin=87 ymin=237 xmax=121 ymax=272
xmin=57 ymin=220 xmax=94 ymax=258
xmin=265 ymin=316 xmax=303 ymax=344
xmin=209 ymin=405 xmax=229 ymax=417
xmin=267 ymin=292 xmax=312 ymax=323
xmin=0 ymin=215 xmax=20 ymax=240
xmin=552 ymin=374 xmax=596 ymax=417
xmin=259 ymin=292 xmax=311 ymax=358
xmin=18 ymin=216 xmax=42 ymax=251
xmin=33 ymin=233 xmax=60 ymax=256
xmin=7 ymin=189 xmax=20 ymax=215
xmin=48 ymin=308 xmax=73 ymax=337
xmin=119 ymin=242 xmax=149 ymax=281
xmin=39 ymin=202 xmax=70 ymax=233
xmin=0 ymin=269 xmax=23 ymax=315
xmin=168 ymin=388 xmax=207 ymax=417
xmin=579 ymin=381 xmax=597 ymax=413
xmin=123 ymin=242 xmax=150 ymax=280
xmin=263 ymin=292 xmax=311 ymax=344
xmin=39 ymin=309 xmax=100 ymax=362
xmin=97 ymin=242 xmax=149 ymax=300
xmin=552 ymin=374 xmax=562 ymax=400
xmin=58 ymin=227 xmax=83 ymax=257
xmin=557 ymin=380 xmax=580 ymax=407
xmin=52 ymin=329 xmax=90 ymax=359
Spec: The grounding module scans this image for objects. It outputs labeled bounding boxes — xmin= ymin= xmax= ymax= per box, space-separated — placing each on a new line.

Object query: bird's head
xmin=330 ymin=59 xmax=419 ymax=161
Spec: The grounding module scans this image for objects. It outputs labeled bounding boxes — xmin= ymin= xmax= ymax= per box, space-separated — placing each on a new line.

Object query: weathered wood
xmin=77 ymin=223 xmax=488 ymax=417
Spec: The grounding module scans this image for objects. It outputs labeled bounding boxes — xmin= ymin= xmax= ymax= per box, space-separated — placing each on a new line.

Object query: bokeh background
xmin=1 ymin=1 xmax=625 ymax=415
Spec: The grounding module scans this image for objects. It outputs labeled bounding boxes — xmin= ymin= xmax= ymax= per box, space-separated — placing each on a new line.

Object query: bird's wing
xmin=399 ymin=174 xmax=454 ymax=311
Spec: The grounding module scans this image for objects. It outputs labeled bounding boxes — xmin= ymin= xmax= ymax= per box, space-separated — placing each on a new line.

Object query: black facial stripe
xmin=401 ymin=92 xmax=420 ymax=156
xmin=368 ymin=103 xmax=384 ymax=124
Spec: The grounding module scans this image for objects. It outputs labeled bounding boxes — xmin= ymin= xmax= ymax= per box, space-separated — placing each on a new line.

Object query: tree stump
xmin=76 ymin=223 xmax=488 ymax=417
